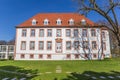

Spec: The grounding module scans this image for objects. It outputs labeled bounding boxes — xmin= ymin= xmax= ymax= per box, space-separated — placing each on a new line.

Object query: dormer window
xmin=81 ymin=19 xmax=86 ymax=25
xmin=32 ymin=19 xmax=37 ymax=25
xmin=69 ymin=19 xmax=74 ymax=25
xmin=56 ymin=18 xmax=62 ymax=25
xmin=44 ymin=19 xmax=49 ymax=25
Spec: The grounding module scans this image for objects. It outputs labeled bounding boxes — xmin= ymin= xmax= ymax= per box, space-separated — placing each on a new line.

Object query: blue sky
xmin=0 ymin=0 xmax=119 ymax=41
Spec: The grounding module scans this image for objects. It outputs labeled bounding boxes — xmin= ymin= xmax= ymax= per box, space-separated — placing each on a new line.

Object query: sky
xmin=0 ymin=0 xmax=119 ymax=41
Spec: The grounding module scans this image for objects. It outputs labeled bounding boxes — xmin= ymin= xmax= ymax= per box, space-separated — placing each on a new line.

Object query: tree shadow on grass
xmin=62 ymin=71 xmax=120 ymax=80
xmin=0 ymin=65 xmax=39 ymax=80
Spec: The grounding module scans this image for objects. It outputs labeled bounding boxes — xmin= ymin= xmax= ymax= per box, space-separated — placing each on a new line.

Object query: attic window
xmin=44 ymin=19 xmax=49 ymax=25
xmin=56 ymin=18 xmax=62 ymax=25
xmin=32 ymin=19 xmax=37 ymax=25
xmin=69 ymin=19 xmax=74 ymax=25
xmin=81 ymin=19 xmax=86 ymax=25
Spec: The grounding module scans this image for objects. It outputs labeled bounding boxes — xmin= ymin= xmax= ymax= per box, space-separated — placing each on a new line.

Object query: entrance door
xmin=56 ymin=42 xmax=62 ymax=53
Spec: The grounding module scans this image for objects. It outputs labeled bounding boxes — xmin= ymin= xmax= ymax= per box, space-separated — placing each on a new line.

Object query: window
xmin=30 ymin=54 xmax=34 ymax=59
xmin=103 ymin=42 xmax=106 ymax=50
xmin=47 ymin=41 xmax=52 ymax=50
xmin=30 ymin=41 xmax=35 ymax=50
xmin=66 ymin=54 xmax=71 ymax=59
xmin=81 ymin=19 xmax=86 ymax=25
xmin=21 ymin=54 xmax=25 ymax=58
xmin=39 ymin=41 xmax=44 ymax=50
xmin=32 ymin=19 xmax=36 ymax=25
xmin=85 ymin=54 xmax=88 ymax=58
xmin=66 ymin=41 xmax=71 ymax=50
xmin=44 ymin=19 xmax=49 ymax=25
xmin=47 ymin=54 xmax=51 ymax=59
xmin=75 ymin=54 xmax=79 ymax=59
xmin=102 ymin=31 xmax=105 ymax=38
xmin=39 ymin=54 xmax=43 ymax=59
xmin=8 ymin=46 xmax=14 ymax=52
xmin=56 ymin=18 xmax=62 ymax=25
xmin=0 ymin=46 xmax=1 ymax=52
xmin=91 ymin=29 xmax=96 ymax=37
xmin=74 ymin=41 xmax=79 ymax=49
xmin=56 ymin=29 xmax=61 ymax=37
xmin=93 ymin=54 xmax=97 ymax=58
xmin=92 ymin=41 xmax=97 ymax=49
xmin=39 ymin=29 xmax=44 ymax=37
xmin=47 ymin=29 xmax=52 ymax=37
xmin=83 ymin=41 xmax=88 ymax=49
xmin=74 ymin=29 xmax=78 ymax=37
xmin=22 ymin=29 xmax=27 ymax=37
xmin=69 ymin=19 xmax=74 ymax=25
xmin=66 ymin=29 xmax=71 ymax=37
xmin=31 ymin=29 xmax=35 ymax=37
xmin=82 ymin=29 xmax=87 ymax=37
xmin=21 ymin=41 xmax=26 ymax=50
xmin=1 ymin=46 xmax=6 ymax=52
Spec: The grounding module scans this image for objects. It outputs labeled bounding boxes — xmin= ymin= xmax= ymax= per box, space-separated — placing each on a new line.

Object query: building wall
xmin=15 ymin=28 xmax=111 ymax=60
xmin=0 ymin=45 xmax=14 ymax=59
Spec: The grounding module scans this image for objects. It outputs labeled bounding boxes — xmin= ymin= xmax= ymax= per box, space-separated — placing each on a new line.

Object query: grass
xmin=0 ymin=58 xmax=120 ymax=80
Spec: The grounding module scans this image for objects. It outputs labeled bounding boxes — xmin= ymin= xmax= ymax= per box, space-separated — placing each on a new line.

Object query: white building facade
xmin=0 ymin=45 xmax=14 ymax=59
xmin=14 ymin=13 xmax=111 ymax=60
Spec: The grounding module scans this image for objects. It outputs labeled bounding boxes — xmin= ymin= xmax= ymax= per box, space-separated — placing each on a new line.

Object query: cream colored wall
xmin=15 ymin=28 xmax=111 ymax=60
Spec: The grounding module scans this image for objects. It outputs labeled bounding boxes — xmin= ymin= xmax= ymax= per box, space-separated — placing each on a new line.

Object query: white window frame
xmin=39 ymin=29 xmax=44 ymax=37
xmin=39 ymin=41 xmax=44 ymax=50
xmin=44 ymin=19 xmax=49 ymax=25
xmin=47 ymin=29 xmax=52 ymax=37
xmin=69 ymin=19 xmax=74 ymax=25
xmin=21 ymin=41 xmax=26 ymax=50
xmin=56 ymin=18 xmax=62 ymax=25
xmin=56 ymin=29 xmax=61 ymax=37
xmin=30 ymin=41 xmax=35 ymax=50
xmin=32 ymin=19 xmax=36 ymax=25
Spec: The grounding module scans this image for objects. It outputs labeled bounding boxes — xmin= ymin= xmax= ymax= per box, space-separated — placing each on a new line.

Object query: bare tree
xmin=76 ymin=0 xmax=120 ymax=47
xmin=72 ymin=28 xmax=104 ymax=60
xmin=96 ymin=20 xmax=120 ymax=56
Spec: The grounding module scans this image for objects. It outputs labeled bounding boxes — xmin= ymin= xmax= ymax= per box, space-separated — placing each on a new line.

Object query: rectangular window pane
xmin=39 ymin=41 xmax=44 ymax=50
xmin=39 ymin=29 xmax=44 ymax=37
xmin=0 ymin=46 xmax=1 ymax=52
xmin=47 ymin=29 xmax=52 ymax=37
xmin=21 ymin=41 xmax=26 ymax=50
xmin=1 ymin=46 xmax=6 ymax=52
xmin=102 ymin=32 xmax=105 ymax=38
xmin=56 ymin=29 xmax=61 ymax=37
xmin=92 ymin=41 xmax=97 ymax=49
xmin=66 ymin=29 xmax=71 ymax=37
xmin=83 ymin=41 xmax=88 ymax=49
xmin=103 ymin=42 xmax=106 ymax=50
xmin=91 ymin=29 xmax=96 ymax=36
xmin=31 ymin=29 xmax=35 ymax=37
xmin=82 ymin=29 xmax=87 ymax=37
xmin=74 ymin=41 xmax=79 ymax=49
xmin=47 ymin=41 xmax=52 ymax=50
xmin=8 ymin=46 xmax=14 ymax=52
xmin=74 ymin=29 xmax=78 ymax=37
xmin=66 ymin=41 xmax=71 ymax=50
xmin=22 ymin=29 xmax=27 ymax=37
xmin=30 ymin=41 xmax=35 ymax=50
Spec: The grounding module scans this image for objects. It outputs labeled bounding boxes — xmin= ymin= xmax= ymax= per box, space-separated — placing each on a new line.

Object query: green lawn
xmin=0 ymin=58 xmax=120 ymax=80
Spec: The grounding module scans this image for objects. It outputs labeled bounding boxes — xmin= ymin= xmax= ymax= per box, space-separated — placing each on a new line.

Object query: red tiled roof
xmin=17 ymin=13 xmax=95 ymax=27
